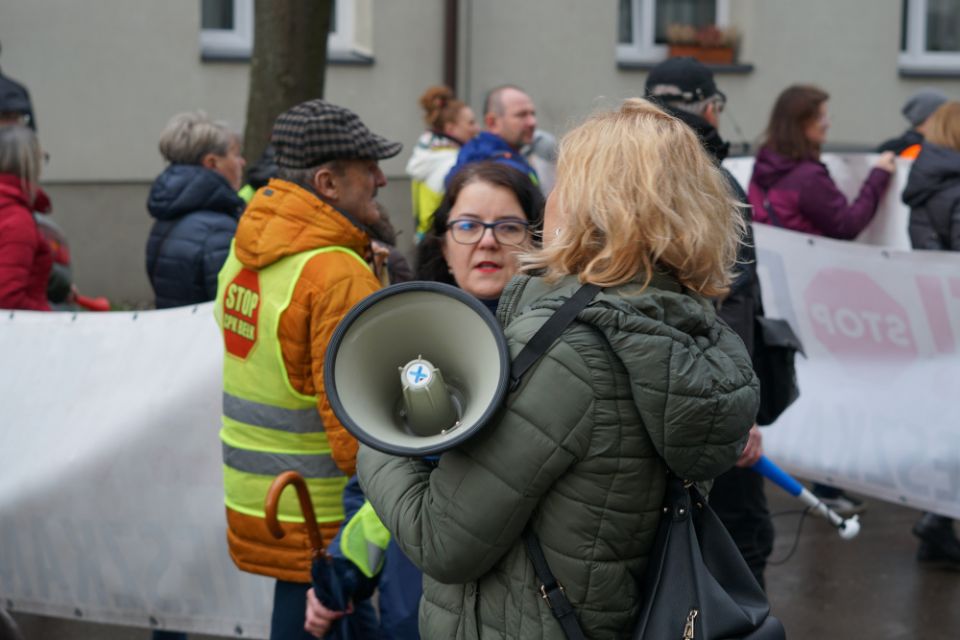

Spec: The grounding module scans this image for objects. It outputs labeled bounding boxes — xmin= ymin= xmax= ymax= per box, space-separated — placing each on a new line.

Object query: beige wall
xmin=464 ymin=0 xmax=959 ymax=147
xmin=0 ymin=0 xmax=440 ymax=303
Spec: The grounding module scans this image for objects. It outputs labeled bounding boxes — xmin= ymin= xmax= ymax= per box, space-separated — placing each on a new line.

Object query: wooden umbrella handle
xmin=264 ymin=470 xmax=324 ymax=557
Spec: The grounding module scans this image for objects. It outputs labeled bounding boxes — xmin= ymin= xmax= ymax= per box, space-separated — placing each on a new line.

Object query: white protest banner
xmin=2 ymin=224 xmax=959 ymax=633
xmin=755 ymin=225 xmax=960 ymax=518
xmin=0 ymin=305 xmax=272 ymax=638
xmin=723 ymin=153 xmax=912 ymax=249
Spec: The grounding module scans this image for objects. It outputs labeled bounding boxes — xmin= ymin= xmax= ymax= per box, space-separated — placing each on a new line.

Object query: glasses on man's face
xmin=446 ymin=218 xmax=530 ymax=246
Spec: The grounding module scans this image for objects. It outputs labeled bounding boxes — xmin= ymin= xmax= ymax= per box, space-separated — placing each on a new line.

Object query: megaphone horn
xmin=324 ymin=282 xmax=510 ymax=456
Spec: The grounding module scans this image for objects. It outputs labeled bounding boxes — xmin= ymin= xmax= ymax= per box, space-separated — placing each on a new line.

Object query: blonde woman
xmin=357 ymin=99 xmax=759 ymax=638
xmin=901 ymin=101 xmax=960 ymax=569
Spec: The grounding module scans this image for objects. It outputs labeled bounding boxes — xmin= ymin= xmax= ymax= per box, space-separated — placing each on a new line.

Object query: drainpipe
xmin=443 ymin=0 xmax=458 ymax=91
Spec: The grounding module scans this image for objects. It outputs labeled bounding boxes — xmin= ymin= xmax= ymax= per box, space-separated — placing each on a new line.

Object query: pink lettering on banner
xmin=804 ymin=268 xmax=917 ymax=363
xmin=916 ymin=275 xmax=956 ymax=355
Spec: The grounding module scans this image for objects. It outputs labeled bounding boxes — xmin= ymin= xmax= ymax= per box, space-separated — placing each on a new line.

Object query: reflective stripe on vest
xmin=340 ymin=501 xmax=391 ymax=578
xmin=215 ymin=242 xmax=370 ymax=523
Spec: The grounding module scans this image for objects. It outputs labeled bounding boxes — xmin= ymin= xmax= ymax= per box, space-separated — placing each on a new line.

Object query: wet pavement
xmin=6 ymin=480 xmax=960 ymax=639
xmin=764 ymin=482 xmax=959 ymax=639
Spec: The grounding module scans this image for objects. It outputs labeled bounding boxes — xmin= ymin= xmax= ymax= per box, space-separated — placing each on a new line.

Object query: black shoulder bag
xmin=754 ymin=193 xmax=806 ymax=426
xmin=513 ymin=284 xmax=785 ymax=640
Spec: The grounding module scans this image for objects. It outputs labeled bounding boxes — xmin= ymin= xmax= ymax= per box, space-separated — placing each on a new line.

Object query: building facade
xmin=1 ymin=0 xmax=957 ymax=303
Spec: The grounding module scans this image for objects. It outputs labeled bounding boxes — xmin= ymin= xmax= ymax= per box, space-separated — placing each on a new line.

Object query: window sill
xmin=617 ymin=60 xmax=754 ymax=74
xmin=201 ymin=49 xmax=374 ymax=66
xmin=898 ymin=66 xmax=960 ymax=78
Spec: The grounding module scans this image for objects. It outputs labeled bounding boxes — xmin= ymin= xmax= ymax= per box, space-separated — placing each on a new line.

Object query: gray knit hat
xmin=902 ymin=88 xmax=948 ymax=127
xmin=271 ymin=99 xmax=402 ymax=169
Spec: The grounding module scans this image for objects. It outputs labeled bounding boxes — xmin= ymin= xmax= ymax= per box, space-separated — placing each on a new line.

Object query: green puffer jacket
xmin=358 ymin=272 xmax=759 ymax=639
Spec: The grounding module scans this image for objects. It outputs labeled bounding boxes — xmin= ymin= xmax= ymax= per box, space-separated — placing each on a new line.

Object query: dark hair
xmin=415 ymin=161 xmax=544 ymax=285
xmin=762 ymin=84 xmax=829 ymax=160
xmin=419 ymin=85 xmax=467 ymax=134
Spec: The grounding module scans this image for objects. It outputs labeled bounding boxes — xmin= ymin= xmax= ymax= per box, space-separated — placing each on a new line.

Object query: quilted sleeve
xmin=309 ymin=255 xmax=380 ymax=477
xmin=358 ymin=328 xmax=595 ymax=583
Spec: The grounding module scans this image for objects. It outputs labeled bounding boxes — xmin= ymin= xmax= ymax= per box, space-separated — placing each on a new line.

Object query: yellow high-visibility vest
xmin=214 ymin=242 xmax=369 ymax=525
xmin=340 ymin=501 xmax=391 ymax=578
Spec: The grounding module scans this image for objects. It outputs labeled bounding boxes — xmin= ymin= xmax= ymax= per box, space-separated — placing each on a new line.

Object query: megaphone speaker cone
xmin=325 ymin=282 xmax=510 ymax=456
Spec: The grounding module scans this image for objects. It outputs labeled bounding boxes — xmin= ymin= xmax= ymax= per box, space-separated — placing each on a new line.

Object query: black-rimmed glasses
xmin=446 ymin=218 xmax=530 ymax=246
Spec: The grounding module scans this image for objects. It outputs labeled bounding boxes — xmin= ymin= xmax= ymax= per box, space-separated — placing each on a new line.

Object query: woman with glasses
xmin=416 ymin=160 xmax=542 ymax=308
xmin=748 ymin=84 xmax=896 ymax=239
xmin=356 ymin=99 xmax=758 ymax=638
xmin=306 ymin=160 xmax=543 ymax=639
xmin=0 ymin=124 xmax=52 ymax=310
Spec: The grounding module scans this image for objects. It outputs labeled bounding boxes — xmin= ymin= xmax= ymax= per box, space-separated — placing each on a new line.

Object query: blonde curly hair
xmin=524 ymin=98 xmax=744 ymax=297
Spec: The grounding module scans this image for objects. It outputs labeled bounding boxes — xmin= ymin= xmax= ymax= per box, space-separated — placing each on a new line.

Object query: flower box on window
xmin=666 ymin=24 xmax=739 ymax=65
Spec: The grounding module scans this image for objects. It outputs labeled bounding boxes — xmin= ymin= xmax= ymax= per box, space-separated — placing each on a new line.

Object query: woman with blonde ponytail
xmin=406 ymin=85 xmax=480 ymax=241
xmin=359 ymin=98 xmax=759 ymax=638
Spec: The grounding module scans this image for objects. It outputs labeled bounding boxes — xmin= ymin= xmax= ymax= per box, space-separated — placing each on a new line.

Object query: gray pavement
xmin=6 ymin=481 xmax=960 ymax=639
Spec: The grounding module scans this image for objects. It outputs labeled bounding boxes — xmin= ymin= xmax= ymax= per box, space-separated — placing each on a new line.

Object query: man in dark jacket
xmin=445 ymin=85 xmax=538 ymax=187
xmin=646 ymin=57 xmax=773 ymax=588
xmin=878 ymin=88 xmax=947 ymax=159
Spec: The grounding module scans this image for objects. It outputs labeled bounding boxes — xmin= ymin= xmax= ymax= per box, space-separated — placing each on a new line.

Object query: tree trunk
xmin=243 ymin=0 xmax=332 ymax=166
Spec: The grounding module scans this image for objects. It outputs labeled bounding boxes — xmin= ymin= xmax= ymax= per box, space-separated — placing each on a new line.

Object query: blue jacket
xmin=146 ymin=164 xmax=244 ymax=308
xmin=444 ymin=132 xmax=538 ymax=188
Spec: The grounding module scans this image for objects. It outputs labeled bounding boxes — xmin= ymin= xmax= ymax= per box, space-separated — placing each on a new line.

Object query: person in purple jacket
xmin=749 ymin=84 xmax=897 ymax=516
xmin=748 ymin=84 xmax=896 ymax=240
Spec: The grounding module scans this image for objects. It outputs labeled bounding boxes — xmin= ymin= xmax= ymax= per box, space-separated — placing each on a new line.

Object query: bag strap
xmin=761 ymin=190 xmax=785 ymax=229
xmin=510 ymin=282 xmax=601 ymax=640
xmin=509 ymin=282 xmax=601 ymax=391
xmin=522 ymin=531 xmax=587 ymax=640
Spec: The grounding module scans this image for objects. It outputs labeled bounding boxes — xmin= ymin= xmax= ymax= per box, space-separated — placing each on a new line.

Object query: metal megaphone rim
xmin=324 ymin=280 xmax=511 ymax=456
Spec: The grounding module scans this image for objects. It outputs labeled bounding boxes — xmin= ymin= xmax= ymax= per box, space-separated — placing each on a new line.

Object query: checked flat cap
xmin=271 ymin=99 xmax=402 ymax=169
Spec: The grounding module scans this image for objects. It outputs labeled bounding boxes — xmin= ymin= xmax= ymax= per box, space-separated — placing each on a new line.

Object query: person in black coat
xmin=878 ymin=88 xmax=947 ymax=158
xmin=901 ymin=101 xmax=960 ymax=569
xmin=146 ymin=111 xmax=246 ymax=309
xmin=646 ymin=57 xmax=773 ymax=588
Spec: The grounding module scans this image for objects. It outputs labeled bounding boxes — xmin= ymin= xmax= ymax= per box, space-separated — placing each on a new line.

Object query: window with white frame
xmin=200 ymin=0 xmax=370 ymax=61
xmin=618 ymin=0 xmax=730 ymax=64
xmin=900 ymin=0 xmax=960 ymax=72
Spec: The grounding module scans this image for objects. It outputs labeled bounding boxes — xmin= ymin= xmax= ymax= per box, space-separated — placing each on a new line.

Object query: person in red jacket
xmin=0 ymin=124 xmax=51 ymax=310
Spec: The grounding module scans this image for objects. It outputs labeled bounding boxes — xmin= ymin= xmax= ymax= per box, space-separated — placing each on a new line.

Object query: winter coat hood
xmin=233 ymin=178 xmax=370 ymax=270
xmin=902 ymin=143 xmax=960 ymax=209
xmin=405 ymin=131 xmax=460 ymax=193
xmin=147 ymin=164 xmax=244 ymax=222
xmin=750 ymin=146 xmax=805 ymax=191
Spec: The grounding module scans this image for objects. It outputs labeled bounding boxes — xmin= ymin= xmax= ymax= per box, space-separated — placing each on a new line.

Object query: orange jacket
xmin=226 ymin=179 xmax=380 ymax=582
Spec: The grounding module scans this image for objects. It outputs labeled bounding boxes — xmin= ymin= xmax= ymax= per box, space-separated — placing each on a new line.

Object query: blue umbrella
xmin=265 ymin=471 xmax=375 ymax=639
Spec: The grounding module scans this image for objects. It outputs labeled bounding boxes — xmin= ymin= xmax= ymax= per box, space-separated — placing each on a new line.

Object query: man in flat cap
xmin=214 ymin=99 xmax=400 ymax=639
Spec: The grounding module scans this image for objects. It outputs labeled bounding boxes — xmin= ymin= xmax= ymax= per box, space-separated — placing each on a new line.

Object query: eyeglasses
xmin=446 ymin=218 xmax=530 ymax=246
